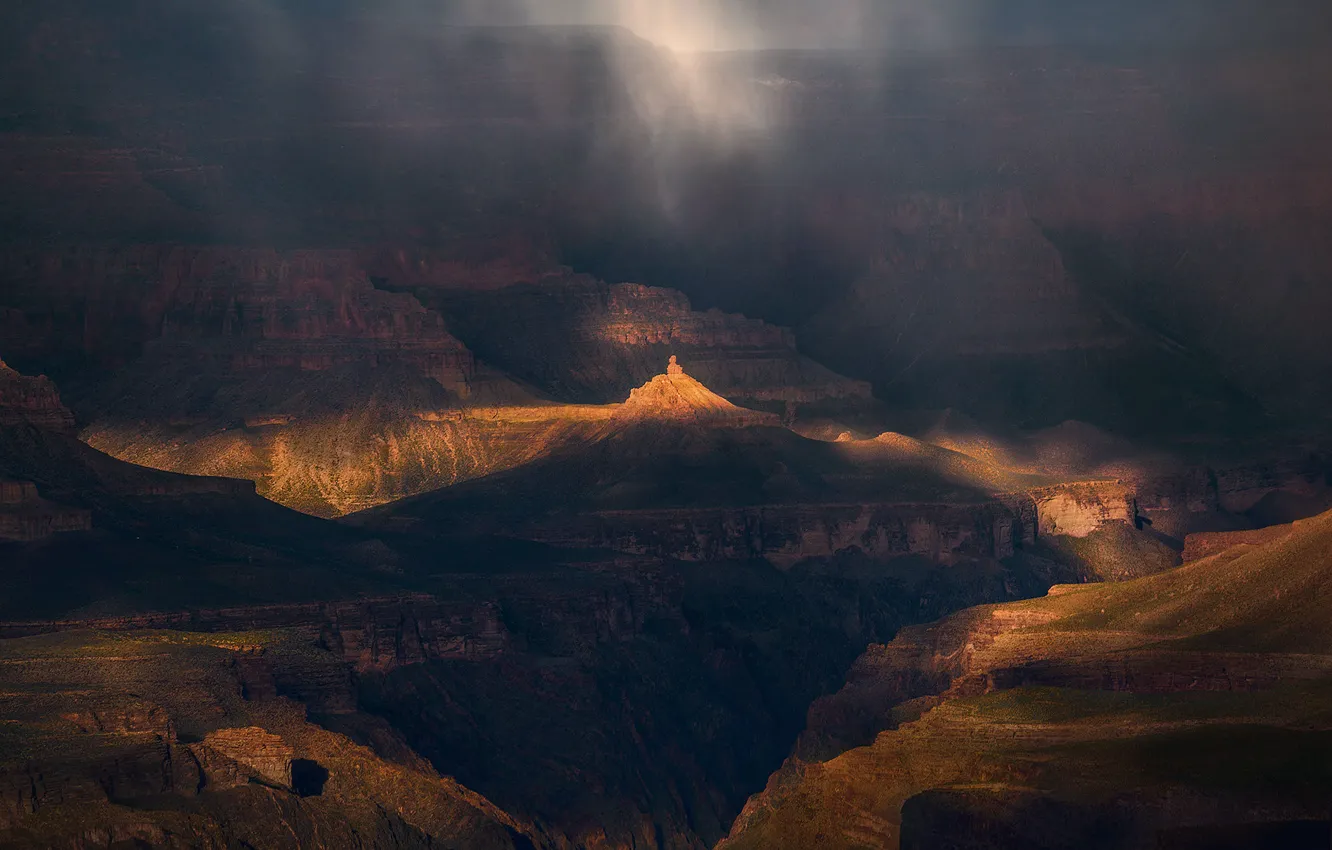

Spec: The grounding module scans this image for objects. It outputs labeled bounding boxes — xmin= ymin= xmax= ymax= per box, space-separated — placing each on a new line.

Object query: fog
xmin=439 ymin=0 xmax=1332 ymax=51
xmin=453 ymin=0 xmax=875 ymax=51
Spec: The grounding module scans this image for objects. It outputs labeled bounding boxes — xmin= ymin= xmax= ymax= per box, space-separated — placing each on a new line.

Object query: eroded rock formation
xmin=614 ymin=357 xmax=782 ymax=426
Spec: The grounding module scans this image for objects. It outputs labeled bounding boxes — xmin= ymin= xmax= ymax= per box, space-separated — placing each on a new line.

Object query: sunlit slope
xmin=355 ymin=372 xmax=1049 ymax=534
xmin=721 ymin=509 xmax=1332 ymax=850
xmin=81 ymin=362 xmax=616 ymax=517
xmin=1014 ymin=510 xmax=1332 ymax=652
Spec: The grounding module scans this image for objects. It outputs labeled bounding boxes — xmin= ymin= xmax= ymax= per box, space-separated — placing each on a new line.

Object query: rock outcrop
xmin=614 ymin=357 xmax=782 ymax=426
xmin=1029 ymin=481 xmax=1137 ymax=537
xmin=202 ymin=727 xmax=295 ymax=788
xmin=0 ymin=476 xmax=91 ymax=541
xmin=0 ymin=359 xmax=75 ymax=434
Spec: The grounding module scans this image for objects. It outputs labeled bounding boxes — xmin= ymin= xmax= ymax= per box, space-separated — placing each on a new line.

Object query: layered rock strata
xmin=0 ymin=596 xmax=510 ymax=671
xmin=0 ymin=247 xmax=475 ymax=391
xmin=538 ymin=501 xmax=1034 ymax=567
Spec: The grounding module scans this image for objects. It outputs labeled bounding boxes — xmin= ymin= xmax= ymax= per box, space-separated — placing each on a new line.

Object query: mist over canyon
xmin=1 ymin=2 xmax=1331 ymax=848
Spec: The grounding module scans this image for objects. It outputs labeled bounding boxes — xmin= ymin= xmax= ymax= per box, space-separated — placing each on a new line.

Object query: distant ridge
xmin=614 ymin=357 xmax=779 ymax=427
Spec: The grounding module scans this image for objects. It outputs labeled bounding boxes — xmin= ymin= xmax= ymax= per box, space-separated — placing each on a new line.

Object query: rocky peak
xmin=615 ymin=357 xmax=779 ymax=426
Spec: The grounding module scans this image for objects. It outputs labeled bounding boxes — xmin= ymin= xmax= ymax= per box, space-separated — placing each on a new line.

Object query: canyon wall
xmin=395 ymin=271 xmax=873 ymax=408
xmin=0 ymin=246 xmax=475 ymax=394
xmin=539 ymin=500 xmax=1035 ymax=567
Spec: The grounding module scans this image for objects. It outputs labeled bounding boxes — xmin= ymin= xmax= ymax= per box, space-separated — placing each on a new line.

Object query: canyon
xmin=0 ymin=5 xmax=1329 ymax=849
xmin=2 ymin=357 xmax=1261 ymax=849
xmin=2 ymin=243 xmax=874 ymax=517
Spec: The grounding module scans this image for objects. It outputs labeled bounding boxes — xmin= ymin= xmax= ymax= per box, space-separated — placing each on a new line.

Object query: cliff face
xmin=0 ymin=549 xmax=1044 ymax=850
xmin=152 ymin=248 xmax=475 ymax=392
xmin=0 ymin=364 xmax=88 ymax=540
xmin=794 ymin=187 xmax=1267 ymax=433
xmin=1029 ymin=482 xmax=1136 ymax=538
xmin=0 ymin=246 xmax=474 ymax=392
xmin=538 ymin=501 xmax=1034 ymax=567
